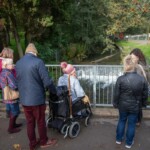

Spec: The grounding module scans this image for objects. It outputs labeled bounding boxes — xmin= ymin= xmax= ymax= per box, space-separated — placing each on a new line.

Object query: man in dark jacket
xmin=113 ymin=55 xmax=148 ymax=149
xmin=16 ymin=43 xmax=57 ymax=150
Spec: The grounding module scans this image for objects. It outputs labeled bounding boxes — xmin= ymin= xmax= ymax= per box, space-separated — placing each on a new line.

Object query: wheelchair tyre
xmin=69 ymin=122 xmax=80 ymax=138
xmin=60 ymin=124 xmax=68 ymax=135
xmin=46 ymin=116 xmax=53 ymax=127
xmin=85 ymin=116 xmax=90 ymax=127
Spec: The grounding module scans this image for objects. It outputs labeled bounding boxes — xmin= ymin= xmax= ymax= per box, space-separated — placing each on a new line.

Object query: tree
xmin=105 ymin=0 xmax=150 ymax=35
xmin=47 ymin=0 xmax=109 ymax=61
xmin=0 ymin=0 xmax=53 ymax=58
xmin=0 ymin=0 xmax=24 ymax=57
xmin=1 ymin=0 xmax=150 ymax=62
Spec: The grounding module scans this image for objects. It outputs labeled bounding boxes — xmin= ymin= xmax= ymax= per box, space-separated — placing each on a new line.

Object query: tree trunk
xmin=5 ymin=17 xmax=11 ymax=46
xmin=25 ymin=29 xmax=31 ymax=47
xmin=0 ymin=38 xmax=3 ymax=52
xmin=24 ymin=3 xmax=30 ymax=47
xmin=8 ymin=0 xmax=23 ymax=58
xmin=10 ymin=15 xmax=23 ymax=58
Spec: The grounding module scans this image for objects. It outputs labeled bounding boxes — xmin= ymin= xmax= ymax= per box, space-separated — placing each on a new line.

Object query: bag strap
xmin=5 ymin=71 xmax=12 ymax=86
xmin=68 ymin=74 xmax=73 ymax=118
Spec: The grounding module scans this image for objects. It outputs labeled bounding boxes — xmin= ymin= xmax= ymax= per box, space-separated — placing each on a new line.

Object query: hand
xmin=113 ymin=104 xmax=118 ymax=108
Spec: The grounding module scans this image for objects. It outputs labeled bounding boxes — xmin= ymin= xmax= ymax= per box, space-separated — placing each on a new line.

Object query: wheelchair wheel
xmin=60 ymin=124 xmax=68 ymax=135
xmin=46 ymin=116 xmax=53 ymax=127
xmin=85 ymin=116 xmax=90 ymax=127
xmin=69 ymin=121 xmax=80 ymax=138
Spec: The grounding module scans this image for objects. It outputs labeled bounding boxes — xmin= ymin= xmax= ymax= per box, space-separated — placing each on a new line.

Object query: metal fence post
xmin=93 ymin=65 xmax=97 ymax=108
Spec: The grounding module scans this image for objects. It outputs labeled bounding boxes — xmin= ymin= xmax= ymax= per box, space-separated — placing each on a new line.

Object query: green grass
xmin=117 ymin=40 xmax=150 ymax=63
xmin=117 ymin=41 xmax=140 ymax=47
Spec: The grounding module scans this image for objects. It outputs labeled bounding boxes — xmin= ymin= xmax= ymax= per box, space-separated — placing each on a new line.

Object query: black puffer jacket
xmin=113 ymin=72 xmax=148 ymax=113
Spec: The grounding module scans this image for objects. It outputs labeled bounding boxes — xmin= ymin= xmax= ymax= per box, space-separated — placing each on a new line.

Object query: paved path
xmin=0 ymin=112 xmax=150 ymax=150
xmin=129 ymin=40 xmax=150 ymax=45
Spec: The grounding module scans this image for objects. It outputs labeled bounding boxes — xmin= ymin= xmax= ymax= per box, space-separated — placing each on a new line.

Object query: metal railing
xmin=46 ymin=64 xmax=123 ymax=107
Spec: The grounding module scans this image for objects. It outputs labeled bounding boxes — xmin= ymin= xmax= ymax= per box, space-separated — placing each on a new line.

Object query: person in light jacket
xmin=113 ymin=55 xmax=148 ymax=149
xmin=58 ymin=62 xmax=85 ymax=103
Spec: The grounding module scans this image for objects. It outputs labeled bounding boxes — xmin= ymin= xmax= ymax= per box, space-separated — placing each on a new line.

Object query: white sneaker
xmin=116 ymin=141 xmax=121 ymax=145
xmin=125 ymin=145 xmax=131 ymax=149
xmin=125 ymin=141 xmax=134 ymax=149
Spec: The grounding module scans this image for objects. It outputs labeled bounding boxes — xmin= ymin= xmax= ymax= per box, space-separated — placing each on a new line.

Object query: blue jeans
xmin=116 ymin=111 xmax=138 ymax=146
xmin=6 ymin=103 xmax=11 ymax=114
xmin=6 ymin=102 xmax=20 ymax=116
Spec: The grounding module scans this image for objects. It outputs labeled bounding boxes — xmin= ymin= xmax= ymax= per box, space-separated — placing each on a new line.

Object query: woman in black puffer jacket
xmin=113 ymin=55 xmax=148 ymax=149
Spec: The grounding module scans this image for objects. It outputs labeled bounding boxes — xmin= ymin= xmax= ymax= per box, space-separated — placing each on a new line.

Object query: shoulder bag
xmin=3 ymin=84 xmax=19 ymax=101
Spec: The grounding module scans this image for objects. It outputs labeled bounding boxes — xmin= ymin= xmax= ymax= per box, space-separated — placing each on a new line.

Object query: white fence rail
xmin=46 ymin=65 xmax=123 ymax=107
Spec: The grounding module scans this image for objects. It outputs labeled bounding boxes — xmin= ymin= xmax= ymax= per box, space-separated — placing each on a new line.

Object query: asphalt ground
xmin=0 ymin=111 xmax=150 ymax=150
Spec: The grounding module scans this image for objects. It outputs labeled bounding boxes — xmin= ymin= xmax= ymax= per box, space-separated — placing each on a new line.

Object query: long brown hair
xmin=130 ymin=48 xmax=146 ymax=66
